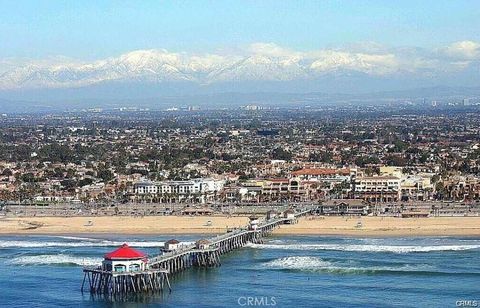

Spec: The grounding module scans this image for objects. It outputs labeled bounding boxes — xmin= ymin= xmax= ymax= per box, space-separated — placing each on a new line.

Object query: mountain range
xmin=0 ymin=43 xmax=479 ymax=111
xmin=0 ymin=49 xmax=404 ymax=90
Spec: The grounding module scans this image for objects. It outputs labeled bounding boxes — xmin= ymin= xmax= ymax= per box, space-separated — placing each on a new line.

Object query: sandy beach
xmin=276 ymin=216 xmax=480 ymax=236
xmin=1 ymin=215 xmax=480 ymax=236
xmin=0 ymin=216 xmax=250 ymax=235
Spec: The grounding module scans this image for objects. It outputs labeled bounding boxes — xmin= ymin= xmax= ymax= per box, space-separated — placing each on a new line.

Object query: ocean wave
xmin=50 ymin=236 xmax=100 ymax=241
xmin=265 ymin=256 xmax=333 ymax=269
xmin=247 ymin=243 xmax=480 ymax=253
xmin=0 ymin=240 xmax=167 ymax=248
xmin=266 ymin=239 xmax=286 ymax=244
xmin=264 ymin=256 xmax=438 ymax=274
xmin=8 ymin=254 xmax=102 ymax=266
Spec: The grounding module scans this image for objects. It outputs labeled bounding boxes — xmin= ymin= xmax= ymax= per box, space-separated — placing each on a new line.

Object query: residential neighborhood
xmin=1 ymin=106 xmax=479 ymax=217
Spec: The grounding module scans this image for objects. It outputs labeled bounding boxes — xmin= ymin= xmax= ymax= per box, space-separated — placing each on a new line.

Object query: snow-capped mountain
xmin=0 ymin=48 xmax=399 ymax=90
xmin=0 ymin=49 xmax=314 ymax=90
xmin=0 ymin=42 xmax=478 ymax=91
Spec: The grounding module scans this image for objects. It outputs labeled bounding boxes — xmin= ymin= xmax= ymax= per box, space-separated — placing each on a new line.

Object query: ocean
xmin=0 ymin=235 xmax=479 ymax=307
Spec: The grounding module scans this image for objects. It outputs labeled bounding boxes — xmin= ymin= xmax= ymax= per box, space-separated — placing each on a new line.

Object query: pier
xmin=82 ymin=267 xmax=170 ymax=295
xmin=82 ymin=206 xmax=315 ymax=297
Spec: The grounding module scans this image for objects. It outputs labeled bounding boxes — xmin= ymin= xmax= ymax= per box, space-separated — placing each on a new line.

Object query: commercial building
xmin=133 ymin=178 xmax=225 ymax=203
xmin=354 ymin=176 xmax=401 ymax=202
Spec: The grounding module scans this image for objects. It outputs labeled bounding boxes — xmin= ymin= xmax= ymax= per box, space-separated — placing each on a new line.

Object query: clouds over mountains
xmin=0 ymin=41 xmax=479 ymax=91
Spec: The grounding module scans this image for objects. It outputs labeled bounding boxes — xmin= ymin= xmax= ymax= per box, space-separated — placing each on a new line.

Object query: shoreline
xmin=1 ymin=216 xmax=480 ymax=237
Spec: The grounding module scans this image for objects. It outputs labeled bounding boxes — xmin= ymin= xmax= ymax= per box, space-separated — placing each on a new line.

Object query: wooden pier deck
xmin=82 ymin=205 xmax=316 ymax=296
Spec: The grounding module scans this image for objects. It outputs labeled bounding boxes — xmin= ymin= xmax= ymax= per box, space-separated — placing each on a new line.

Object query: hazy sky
xmin=1 ymin=0 xmax=479 ymax=94
xmin=1 ymin=0 xmax=479 ymax=59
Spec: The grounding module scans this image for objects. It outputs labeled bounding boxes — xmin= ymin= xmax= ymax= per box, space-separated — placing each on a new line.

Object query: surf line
xmin=81 ymin=206 xmax=315 ymax=298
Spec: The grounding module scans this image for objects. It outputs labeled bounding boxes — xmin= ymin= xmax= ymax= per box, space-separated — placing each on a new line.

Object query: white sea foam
xmin=0 ymin=240 xmax=166 ymax=248
xmin=247 ymin=243 xmax=480 ymax=253
xmin=265 ymin=256 xmax=334 ymax=270
xmin=52 ymin=236 xmax=100 ymax=241
xmin=264 ymin=256 xmax=436 ymax=274
xmin=8 ymin=254 xmax=102 ymax=266
xmin=267 ymin=239 xmax=286 ymax=244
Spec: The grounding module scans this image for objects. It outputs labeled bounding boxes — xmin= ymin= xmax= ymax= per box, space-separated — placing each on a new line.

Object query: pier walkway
xmin=82 ymin=205 xmax=316 ymax=296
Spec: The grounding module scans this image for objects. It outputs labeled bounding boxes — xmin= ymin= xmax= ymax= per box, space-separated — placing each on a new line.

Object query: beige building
xmin=354 ymin=176 xmax=401 ymax=202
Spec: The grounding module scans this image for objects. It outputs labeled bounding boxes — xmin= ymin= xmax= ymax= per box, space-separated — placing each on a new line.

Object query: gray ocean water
xmin=0 ymin=235 xmax=479 ymax=307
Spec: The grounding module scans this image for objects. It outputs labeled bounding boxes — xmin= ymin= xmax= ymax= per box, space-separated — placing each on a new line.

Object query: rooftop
xmin=104 ymin=243 xmax=146 ymax=260
xmin=291 ymin=168 xmax=350 ymax=176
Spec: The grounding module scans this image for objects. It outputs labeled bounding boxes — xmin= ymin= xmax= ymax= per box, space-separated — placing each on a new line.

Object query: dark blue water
xmin=0 ymin=235 xmax=479 ymax=307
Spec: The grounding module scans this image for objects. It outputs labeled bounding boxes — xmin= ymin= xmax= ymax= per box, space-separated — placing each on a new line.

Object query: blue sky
xmin=1 ymin=0 xmax=479 ymax=59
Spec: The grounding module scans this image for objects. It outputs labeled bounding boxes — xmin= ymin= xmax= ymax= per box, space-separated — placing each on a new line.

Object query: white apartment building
xmin=133 ymin=178 xmax=225 ymax=203
xmin=354 ymin=176 xmax=401 ymax=202
xmin=379 ymin=166 xmax=435 ymax=201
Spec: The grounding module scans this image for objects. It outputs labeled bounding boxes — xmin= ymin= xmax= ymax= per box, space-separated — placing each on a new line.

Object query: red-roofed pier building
xmin=102 ymin=243 xmax=147 ymax=273
xmin=82 ymin=243 xmax=170 ymax=296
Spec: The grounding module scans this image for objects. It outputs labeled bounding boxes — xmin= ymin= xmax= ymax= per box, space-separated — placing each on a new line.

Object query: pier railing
xmin=148 ymin=205 xmax=315 ymax=266
xmin=82 ymin=205 xmax=316 ymax=296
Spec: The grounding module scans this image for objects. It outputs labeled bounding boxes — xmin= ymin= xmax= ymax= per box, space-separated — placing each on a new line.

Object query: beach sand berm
xmin=1 ymin=216 xmax=480 ymax=236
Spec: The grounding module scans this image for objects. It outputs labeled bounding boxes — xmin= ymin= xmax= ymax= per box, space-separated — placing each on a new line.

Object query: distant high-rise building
xmin=243 ymin=105 xmax=261 ymax=111
xmin=463 ymin=98 xmax=470 ymax=106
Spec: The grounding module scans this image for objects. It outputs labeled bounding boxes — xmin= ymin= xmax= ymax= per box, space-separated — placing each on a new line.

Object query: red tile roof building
xmin=104 ymin=244 xmax=146 ymax=260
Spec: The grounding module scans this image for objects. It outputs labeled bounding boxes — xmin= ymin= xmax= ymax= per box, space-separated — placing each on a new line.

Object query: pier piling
xmin=82 ymin=206 xmax=315 ymax=297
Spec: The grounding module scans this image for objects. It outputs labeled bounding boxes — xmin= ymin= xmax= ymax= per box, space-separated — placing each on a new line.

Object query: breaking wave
xmin=247 ymin=243 xmax=480 ymax=253
xmin=0 ymin=239 xmax=167 ymax=248
xmin=8 ymin=254 xmax=102 ymax=266
xmin=264 ymin=256 xmax=442 ymax=275
xmin=51 ymin=236 xmax=100 ymax=241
